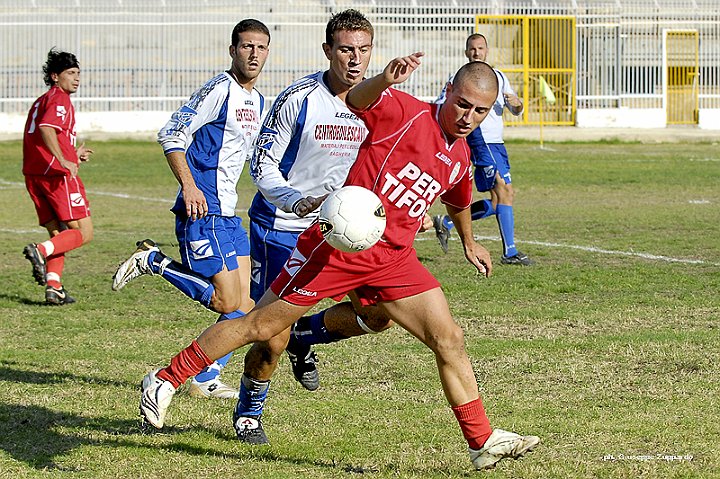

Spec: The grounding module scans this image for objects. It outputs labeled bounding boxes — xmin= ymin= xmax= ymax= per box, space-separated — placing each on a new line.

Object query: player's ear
xmin=322 ymin=43 xmax=332 ymax=60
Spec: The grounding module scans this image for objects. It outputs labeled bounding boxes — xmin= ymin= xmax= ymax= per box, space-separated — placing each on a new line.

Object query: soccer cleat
xmin=188 ymin=376 xmax=239 ymax=400
xmin=139 ymin=368 xmax=176 ymax=429
xmin=470 ymin=428 xmax=540 ymax=470
xmin=23 ymin=243 xmax=47 ymax=285
xmin=500 ymin=251 xmax=534 ymax=266
xmin=286 ymin=337 xmax=319 ymax=391
xmin=112 ymin=239 xmax=159 ymax=291
xmin=432 ymin=215 xmax=450 ymax=254
xmin=45 ymin=286 xmax=76 ymax=305
xmin=233 ymin=413 xmax=269 ymax=445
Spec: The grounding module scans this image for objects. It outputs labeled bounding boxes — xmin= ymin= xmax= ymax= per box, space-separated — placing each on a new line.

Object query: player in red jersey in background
xmin=139 ymin=53 xmax=539 ymax=471
xmin=22 ymin=48 xmax=94 ymax=305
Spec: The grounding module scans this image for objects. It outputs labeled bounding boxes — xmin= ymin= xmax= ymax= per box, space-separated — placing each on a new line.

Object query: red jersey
xmin=23 ymin=86 xmax=78 ymax=176
xmin=347 ymin=87 xmax=473 ymax=249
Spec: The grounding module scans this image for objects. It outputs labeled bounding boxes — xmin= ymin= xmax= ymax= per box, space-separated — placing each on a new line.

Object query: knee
xmin=245 ymin=340 xmax=285 ymax=368
xmin=427 ymin=324 xmax=466 ymax=356
xmin=81 ymin=229 xmax=93 ymax=244
xmin=495 ymin=183 xmax=514 ymax=203
xmin=210 ymin=298 xmax=240 ymax=315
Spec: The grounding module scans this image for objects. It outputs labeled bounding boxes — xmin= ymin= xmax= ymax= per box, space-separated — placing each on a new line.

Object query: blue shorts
xmin=175 ymin=215 xmax=250 ymax=278
xmin=249 ymin=221 xmax=300 ymax=302
xmin=473 ymin=143 xmax=512 ymax=192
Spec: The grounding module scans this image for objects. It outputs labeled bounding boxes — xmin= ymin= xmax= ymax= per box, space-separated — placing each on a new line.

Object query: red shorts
xmin=25 ymin=175 xmax=91 ymax=226
xmin=270 ymin=223 xmax=441 ymax=307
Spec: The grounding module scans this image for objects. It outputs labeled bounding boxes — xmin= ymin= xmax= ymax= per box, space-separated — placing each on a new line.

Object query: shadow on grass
xmin=0 ymin=362 xmax=132 ymax=389
xmin=0 ymin=402 xmax=374 ymax=474
xmin=0 ymin=292 xmax=48 ymax=306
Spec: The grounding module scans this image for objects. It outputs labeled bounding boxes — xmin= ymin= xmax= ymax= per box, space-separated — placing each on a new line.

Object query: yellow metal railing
xmin=475 ymin=14 xmax=576 ymax=126
xmin=665 ymin=30 xmax=699 ymax=125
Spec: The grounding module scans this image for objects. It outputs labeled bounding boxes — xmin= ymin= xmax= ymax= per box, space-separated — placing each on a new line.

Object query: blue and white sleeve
xmin=157 ymin=77 xmax=227 ymax=154
xmin=250 ymin=90 xmax=304 ymax=213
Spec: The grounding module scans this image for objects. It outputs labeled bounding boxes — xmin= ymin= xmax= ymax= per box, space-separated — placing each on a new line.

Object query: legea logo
xmin=190 ymin=239 xmax=213 ymax=259
xmin=284 ymin=248 xmax=307 ymax=276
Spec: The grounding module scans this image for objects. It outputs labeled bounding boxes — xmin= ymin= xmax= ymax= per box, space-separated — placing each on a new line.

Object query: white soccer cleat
xmin=469 ymin=428 xmax=540 ymax=470
xmin=112 ymin=239 xmax=159 ymax=291
xmin=188 ymin=376 xmax=239 ymax=400
xmin=140 ymin=369 xmax=176 ymax=429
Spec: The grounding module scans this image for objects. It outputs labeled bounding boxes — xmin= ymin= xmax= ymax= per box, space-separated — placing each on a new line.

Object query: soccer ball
xmin=318 ymin=185 xmax=386 ymax=253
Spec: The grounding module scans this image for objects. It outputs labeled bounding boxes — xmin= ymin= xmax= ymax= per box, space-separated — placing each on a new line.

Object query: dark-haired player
xmin=22 ymin=48 xmax=94 ymax=305
xmin=112 ymin=19 xmax=270 ymax=399
xmin=139 ymin=53 xmax=540 ymax=471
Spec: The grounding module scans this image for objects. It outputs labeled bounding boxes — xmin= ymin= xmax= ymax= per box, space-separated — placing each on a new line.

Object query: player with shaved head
xmin=139 ymin=51 xmax=539 ymax=471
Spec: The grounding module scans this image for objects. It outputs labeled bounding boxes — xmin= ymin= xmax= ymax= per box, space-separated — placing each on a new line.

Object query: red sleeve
xmin=350 ymin=88 xmax=418 ymax=143
xmin=37 ymin=89 xmax=70 ymax=131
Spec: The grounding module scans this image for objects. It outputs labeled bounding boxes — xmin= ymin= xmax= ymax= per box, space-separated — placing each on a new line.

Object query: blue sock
xmin=471 ymin=199 xmax=495 ymax=221
xmin=496 ymin=204 xmax=518 ymax=257
xmin=235 ymin=374 xmax=270 ymax=417
xmin=149 ymin=251 xmax=214 ymax=307
xmin=442 ymin=215 xmax=455 ymax=231
xmin=291 ymin=310 xmax=343 ymax=346
xmin=194 ymin=311 xmax=243 ymax=382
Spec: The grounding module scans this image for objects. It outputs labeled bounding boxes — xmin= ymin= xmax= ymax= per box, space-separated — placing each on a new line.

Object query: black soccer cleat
xmin=432 ymin=215 xmax=450 ymax=254
xmin=286 ymin=335 xmax=320 ymax=391
xmin=233 ymin=413 xmax=269 ymax=445
xmin=23 ymin=243 xmax=47 ymax=285
xmin=45 ymin=286 xmax=76 ymax=305
xmin=500 ymin=251 xmax=535 ymax=266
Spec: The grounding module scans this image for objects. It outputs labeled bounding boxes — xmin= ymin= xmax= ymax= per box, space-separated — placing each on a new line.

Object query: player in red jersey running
xmin=22 ymin=49 xmax=94 ymax=305
xmin=139 ymin=53 xmax=539 ymax=471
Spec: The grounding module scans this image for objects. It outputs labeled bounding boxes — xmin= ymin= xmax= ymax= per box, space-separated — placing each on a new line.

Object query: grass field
xmin=0 ymin=139 xmax=719 ymax=478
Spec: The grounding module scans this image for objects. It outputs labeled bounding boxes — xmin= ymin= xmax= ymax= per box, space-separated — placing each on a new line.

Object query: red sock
xmin=38 ymin=229 xmax=83 ymax=257
xmin=451 ymin=397 xmax=493 ymax=450
xmin=157 ymin=340 xmax=212 ymax=389
xmin=46 ymin=254 xmax=66 ymax=289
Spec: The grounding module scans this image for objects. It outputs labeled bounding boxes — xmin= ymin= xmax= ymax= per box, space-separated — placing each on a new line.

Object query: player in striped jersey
xmin=112 ymin=19 xmax=270 ymax=399
xmin=22 ymin=48 xmax=94 ymax=305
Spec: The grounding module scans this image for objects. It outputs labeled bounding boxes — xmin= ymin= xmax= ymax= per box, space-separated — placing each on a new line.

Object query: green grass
xmin=0 ymin=139 xmax=719 ymax=478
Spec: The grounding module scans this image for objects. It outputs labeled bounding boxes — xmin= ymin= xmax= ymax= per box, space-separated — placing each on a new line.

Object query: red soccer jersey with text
xmin=347 ymin=87 xmax=474 ymax=249
xmin=22 ymin=86 xmax=78 ymax=176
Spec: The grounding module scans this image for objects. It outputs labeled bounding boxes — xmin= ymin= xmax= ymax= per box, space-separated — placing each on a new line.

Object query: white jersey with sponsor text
xmin=249 ymin=71 xmax=368 ymax=232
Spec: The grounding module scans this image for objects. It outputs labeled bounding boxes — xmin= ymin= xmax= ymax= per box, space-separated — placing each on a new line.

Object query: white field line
xmin=416 ymin=234 xmax=719 ymax=266
xmin=2 ymin=178 xmax=716 ymax=266
xmin=0 ymin=178 xmax=247 ymax=213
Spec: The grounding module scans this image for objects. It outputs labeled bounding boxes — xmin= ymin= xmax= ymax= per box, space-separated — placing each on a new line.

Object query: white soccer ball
xmin=318 ymin=185 xmax=386 ymax=253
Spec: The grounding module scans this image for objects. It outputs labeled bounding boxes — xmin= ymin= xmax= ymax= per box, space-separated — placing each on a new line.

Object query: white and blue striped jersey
xmin=158 ymin=71 xmax=264 ymax=217
xmin=437 ymin=68 xmax=520 ymax=144
xmin=249 ymin=71 xmax=368 ymax=232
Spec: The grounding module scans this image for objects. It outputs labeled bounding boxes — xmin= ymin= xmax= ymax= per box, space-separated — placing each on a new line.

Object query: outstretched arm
xmin=347 ymin=52 xmax=424 ymax=111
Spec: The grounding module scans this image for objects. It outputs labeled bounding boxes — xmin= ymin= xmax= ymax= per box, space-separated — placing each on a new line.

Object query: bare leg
xmin=197 ymin=291 xmax=312 ymax=362
xmin=378 ymin=287 xmax=477 ymax=406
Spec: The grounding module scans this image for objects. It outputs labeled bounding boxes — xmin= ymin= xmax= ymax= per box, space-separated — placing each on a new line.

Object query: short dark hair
xmin=43 ymin=48 xmax=79 ymax=87
xmin=231 ymin=19 xmax=271 ymax=47
xmin=325 ymin=9 xmax=373 ymax=46
xmin=454 ymin=60 xmax=498 ymax=96
xmin=465 ymin=33 xmax=487 ymax=50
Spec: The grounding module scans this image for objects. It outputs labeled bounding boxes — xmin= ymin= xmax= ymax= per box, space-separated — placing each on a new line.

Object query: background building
xmin=1 ymin=0 xmax=718 ymax=134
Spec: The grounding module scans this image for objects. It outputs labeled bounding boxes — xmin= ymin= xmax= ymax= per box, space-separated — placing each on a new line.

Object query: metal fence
xmin=1 ymin=0 xmax=718 ymax=127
